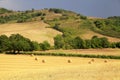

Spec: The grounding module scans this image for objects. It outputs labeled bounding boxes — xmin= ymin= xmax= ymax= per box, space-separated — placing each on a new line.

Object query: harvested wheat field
xmin=0 ymin=54 xmax=120 ymax=80
xmin=0 ymin=21 xmax=62 ymax=45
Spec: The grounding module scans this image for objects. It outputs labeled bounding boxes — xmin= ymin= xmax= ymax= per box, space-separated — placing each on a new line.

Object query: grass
xmin=0 ymin=54 xmax=120 ymax=80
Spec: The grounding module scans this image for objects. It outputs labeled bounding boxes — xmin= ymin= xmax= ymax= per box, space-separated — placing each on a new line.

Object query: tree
xmin=9 ymin=34 xmax=31 ymax=54
xmin=99 ymin=37 xmax=110 ymax=48
xmin=85 ymin=40 xmax=92 ymax=49
xmin=0 ymin=35 xmax=10 ymax=52
xmin=80 ymin=15 xmax=87 ymax=20
xmin=94 ymin=20 xmax=104 ymax=29
xmin=91 ymin=36 xmax=101 ymax=48
xmin=54 ymin=35 xmax=64 ymax=49
xmin=116 ymin=42 xmax=120 ymax=48
xmin=40 ymin=41 xmax=50 ymax=51
xmin=31 ymin=41 xmax=40 ymax=50
xmin=72 ymin=37 xmax=86 ymax=49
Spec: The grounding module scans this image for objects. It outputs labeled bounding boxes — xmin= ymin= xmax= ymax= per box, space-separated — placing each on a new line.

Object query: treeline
xmin=0 ymin=34 xmax=50 ymax=54
xmin=0 ymin=34 xmax=120 ymax=54
xmin=54 ymin=35 xmax=120 ymax=49
xmin=0 ymin=10 xmax=46 ymax=23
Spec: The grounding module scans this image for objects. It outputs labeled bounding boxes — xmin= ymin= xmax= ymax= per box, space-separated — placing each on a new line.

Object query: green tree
xmin=99 ymin=37 xmax=110 ymax=48
xmin=94 ymin=20 xmax=104 ymax=29
xmin=9 ymin=34 xmax=31 ymax=54
xmin=72 ymin=37 xmax=86 ymax=49
xmin=80 ymin=15 xmax=87 ymax=20
xmin=40 ymin=41 xmax=50 ymax=51
xmin=91 ymin=36 xmax=101 ymax=48
xmin=85 ymin=39 xmax=92 ymax=49
xmin=0 ymin=35 xmax=10 ymax=52
xmin=54 ymin=35 xmax=64 ymax=49
xmin=31 ymin=41 xmax=40 ymax=50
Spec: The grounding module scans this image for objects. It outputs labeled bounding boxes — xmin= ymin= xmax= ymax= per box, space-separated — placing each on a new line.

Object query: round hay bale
xmin=35 ymin=57 xmax=38 ymax=61
xmin=42 ymin=60 xmax=45 ymax=63
xmin=91 ymin=59 xmax=94 ymax=62
xmin=68 ymin=60 xmax=71 ymax=63
xmin=104 ymin=60 xmax=107 ymax=63
xmin=88 ymin=61 xmax=91 ymax=64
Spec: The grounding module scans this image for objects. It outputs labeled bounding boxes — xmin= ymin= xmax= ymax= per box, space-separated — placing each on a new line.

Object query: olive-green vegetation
xmin=54 ymin=35 xmax=120 ymax=49
xmin=0 ymin=34 xmax=51 ymax=54
xmin=93 ymin=16 xmax=120 ymax=38
xmin=0 ymin=8 xmax=46 ymax=23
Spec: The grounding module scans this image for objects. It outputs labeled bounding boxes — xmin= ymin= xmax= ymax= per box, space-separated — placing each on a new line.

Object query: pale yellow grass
xmin=80 ymin=30 xmax=120 ymax=42
xmin=0 ymin=21 xmax=62 ymax=45
xmin=0 ymin=54 xmax=120 ymax=80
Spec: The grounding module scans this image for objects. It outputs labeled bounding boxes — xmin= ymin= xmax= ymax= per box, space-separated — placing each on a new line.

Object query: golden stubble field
xmin=0 ymin=54 xmax=120 ymax=80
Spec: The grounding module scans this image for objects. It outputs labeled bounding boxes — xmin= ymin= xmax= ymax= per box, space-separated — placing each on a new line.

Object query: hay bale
xmin=104 ymin=60 xmax=107 ymax=63
xmin=88 ymin=61 xmax=91 ymax=64
xmin=42 ymin=60 xmax=45 ymax=63
xmin=35 ymin=57 xmax=38 ymax=61
xmin=68 ymin=60 xmax=71 ymax=63
xmin=91 ymin=59 xmax=94 ymax=62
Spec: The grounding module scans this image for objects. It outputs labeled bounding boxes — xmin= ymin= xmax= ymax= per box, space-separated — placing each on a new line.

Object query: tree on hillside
xmin=54 ymin=35 xmax=65 ymax=49
xmin=72 ymin=37 xmax=86 ymax=49
xmin=0 ymin=35 xmax=10 ymax=52
xmin=94 ymin=20 xmax=104 ymax=29
xmin=85 ymin=39 xmax=92 ymax=49
xmin=99 ymin=37 xmax=110 ymax=48
xmin=40 ymin=41 xmax=50 ymax=51
xmin=9 ymin=34 xmax=31 ymax=54
xmin=31 ymin=41 xmax=40 ymax=51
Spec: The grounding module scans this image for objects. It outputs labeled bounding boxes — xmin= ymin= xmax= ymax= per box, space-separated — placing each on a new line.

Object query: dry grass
xmin=0 ymin=54 xmax=120 ymax=80
xmin=0 ymin=21 xmax=62 ymax=45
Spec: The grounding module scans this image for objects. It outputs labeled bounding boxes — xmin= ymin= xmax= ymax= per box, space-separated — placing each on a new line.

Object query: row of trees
xmin=54 ymin=35 xmax=120 ymax=49
xmin=0 ymin=34 xmax=50 ymax=54
xmin=0 ymin=34 xmax=120 ymax=54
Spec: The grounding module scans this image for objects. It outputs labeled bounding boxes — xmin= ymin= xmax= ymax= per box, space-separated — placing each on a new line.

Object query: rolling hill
xmin=0 ymin=8 xmax=120 ymax=45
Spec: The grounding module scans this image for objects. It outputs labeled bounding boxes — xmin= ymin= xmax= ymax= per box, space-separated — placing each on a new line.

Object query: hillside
xmin=0 ymin=8 xmax=120 ymax=45
xmin=0 ymin=21 xmax=62 ymax=45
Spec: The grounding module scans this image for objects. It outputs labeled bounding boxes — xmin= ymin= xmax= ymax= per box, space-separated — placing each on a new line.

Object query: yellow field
xmin=0 ymin=54 xmax=120 ymax=80
xmin=0 ymin=21 xmax=62 ymax=45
